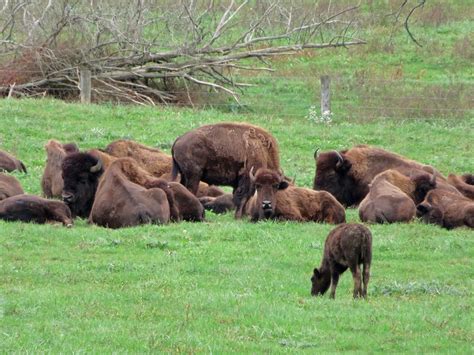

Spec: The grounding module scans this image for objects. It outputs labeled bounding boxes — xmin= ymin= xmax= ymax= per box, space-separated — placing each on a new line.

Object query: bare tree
xmin=0 ymin=0 xmax=365 ymax=105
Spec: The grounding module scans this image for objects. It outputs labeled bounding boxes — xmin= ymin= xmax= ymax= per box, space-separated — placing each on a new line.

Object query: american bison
xmin=447 ymin=173 xmax=474 ymax=200
xmin=199 ymin=193 xmax=235 ymax=214
xmin=244 ymin=167 xmax=345 ymax=223
xmin=313 ymin=145 xmax=446 ymax=207
xmin=89 ymin=159 xmax=172 ymax=228
xmin=62 ymin=152 xmax=104 ymax=218
xmin=311 ymin=223 xmax=372 ymax=299
xmin=0 ymin=194 xmax=73 ymax=227
xmin=417 ymin=189 xmax=474 ymax=229
xmin=105 ymin=139 xmax=172 ymax=177
xmin=358 ymin=170 xmax=436 ymax=223
xmin=41 ymin=140 xmax=79 ymax=198
xmin=0 ymin=149 xmax=27 ymax=173
xmin=106 ymin=139 xmax=224 ymax=198
xmin=0 ymin=173 xmax=24 ymax=201
xmin=171 ymin=122 xmax=281 ymax=217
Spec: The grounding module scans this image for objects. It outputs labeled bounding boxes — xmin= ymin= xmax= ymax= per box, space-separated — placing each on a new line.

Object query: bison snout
xmin=262 ymin=200 xmax=272 ymax=209
xmin=62 ymin=192 xmax=75 ymax=203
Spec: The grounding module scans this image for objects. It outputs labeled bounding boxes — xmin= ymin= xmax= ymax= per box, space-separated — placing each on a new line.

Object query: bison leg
xmin=329 ymin=270 xmax=340 ymax=299
xmin=350 ymin=264 xmax=362 ymax=299
xmin=362 ymin=263 xmax=371 ymax=299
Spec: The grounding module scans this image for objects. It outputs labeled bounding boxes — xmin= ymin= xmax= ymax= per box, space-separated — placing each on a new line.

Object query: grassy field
xmin=0 ymin=98 xmax=473 ymax=352
xmin=1 ymin=1 xmax=473 ymax=352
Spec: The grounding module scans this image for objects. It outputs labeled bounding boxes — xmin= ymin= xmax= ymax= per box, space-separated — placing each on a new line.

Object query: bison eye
xmin=273 ymin=184 xmax=279 ymax=189
xmin=255 ymin=184 xmax=262 ymax=189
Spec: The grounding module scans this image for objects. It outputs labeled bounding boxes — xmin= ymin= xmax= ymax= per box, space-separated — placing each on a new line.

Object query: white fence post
xmin=80 ymin=68 xmax=91 ymax=104
xmin=320 ymin=75 xmax=331 ymax=119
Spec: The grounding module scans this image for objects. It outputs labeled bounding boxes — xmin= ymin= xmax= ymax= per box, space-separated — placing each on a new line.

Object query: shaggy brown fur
xmin=0 ymin=194 xmax=73 ymax=226
xmin=358 ymin=170 xmax=437 ymax=224
xmin=245 ymin=168 xmax=345 ymax=223
xmin=41 ymin=140 xmax=79 ymax=198
xmin=313 ymin=145 xmax=452 ymax=207
xmin=0 ymin=173 xmax=24 ymax=201
xmin=171 ymin=122 xmax=280 ymax=218
xmin=105 ymin=139 xmax=172 ymax=177
xmin=311 ymin=223 xmax=372 ymax=299
xmin=199 ymin=193 xmax=235 ymax=214
xmin=90 ymin=159 xmax=171 ymax=228
xmin=417 ymin=189 xmax=474 ymax=229
xmin=447 ymin=174 xmax=474 ymax=200
xmin=0 ymin=149 xmax=27 ymax=173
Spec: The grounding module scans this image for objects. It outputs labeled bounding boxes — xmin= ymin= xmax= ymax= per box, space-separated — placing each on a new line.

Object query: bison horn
xmin=90 ymin=159 xmax=102 ymax=173
xmin=249 ymin=166 xmax=256 ymax=182
xmin=314 ymin=148 xmax=320 ymax=160
xmin=333 ymin=150 xmax=344 ymax=167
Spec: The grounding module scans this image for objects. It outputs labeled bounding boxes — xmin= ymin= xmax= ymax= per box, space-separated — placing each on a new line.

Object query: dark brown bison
xmin=62 ymin=152 xmax=104 ymax=218
xmin=359 ymin=170 xmax=437 ymax=223
xmin=417 ymin=189 xmax=474 ymax=229
xmin=244 ymin=168 xmax=345 ymax=223
xmin=0 ymin=149 xmax=27 ymax=173
xmin=0 ymin=194 xmax=73 ymax=227
xmin=447 ymin=174 xmax=474 ymax=200
xmin=89 ymin=159 xmax=172 ymax=228
xmin=171 ymin=122 xmax=281 ymax=217
xmin=0 ymin=173 xmax=24 ymax=201
xmin=311 ymin=223 xmax=372 ymax=299
xmin=313 ymin=145 xmax=449 ymax=207
xmin=41 ymin=140 xmax=79 ymax=198
xmin=199 ymin=193 xmax=235 ymax=214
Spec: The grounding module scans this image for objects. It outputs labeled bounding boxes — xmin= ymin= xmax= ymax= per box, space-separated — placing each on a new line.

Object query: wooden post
xmin=320 ymin=75 xmax=331 ymax=117
xmin=80 ymin=68 xmax=91 ymax=104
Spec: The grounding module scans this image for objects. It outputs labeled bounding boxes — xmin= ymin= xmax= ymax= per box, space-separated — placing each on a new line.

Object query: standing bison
xmin=171 ymin=122 xmax=281 ymax=217
xmin=313 ymin=145 xmax=447 ymax=207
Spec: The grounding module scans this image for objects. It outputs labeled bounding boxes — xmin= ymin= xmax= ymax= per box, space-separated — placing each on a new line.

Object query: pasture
xmin=0 ymin=98 xmax=472 ymax=352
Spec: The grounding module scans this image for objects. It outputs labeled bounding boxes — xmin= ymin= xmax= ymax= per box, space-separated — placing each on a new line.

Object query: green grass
xmin=0 ymin=98 xmax=473 ymax=352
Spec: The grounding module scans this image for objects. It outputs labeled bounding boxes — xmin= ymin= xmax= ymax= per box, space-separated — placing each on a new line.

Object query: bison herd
xmin=0 ymin=121 xmax=473 ymax=298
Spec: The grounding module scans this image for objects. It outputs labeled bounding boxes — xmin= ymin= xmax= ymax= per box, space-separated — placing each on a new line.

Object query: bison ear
xmin=335 ymin=159 xmax=352 ymax=174
xmin=313 ymin=268 xmax=320 ymax=276
xmin=278 ymin=181 xmax=289 ymax=190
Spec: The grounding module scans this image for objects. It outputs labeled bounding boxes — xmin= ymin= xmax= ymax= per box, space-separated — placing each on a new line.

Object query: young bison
xmin=311 ymin=223 xmax=372 ymax=299
xmin=245 ymin=167 xmax=345 ymax=223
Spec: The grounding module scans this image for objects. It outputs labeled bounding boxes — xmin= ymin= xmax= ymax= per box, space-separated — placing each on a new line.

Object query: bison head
xmin=249 ymin=167 xmax=289 ymax=220
xmin=412 ymin=173 xmax=437 ymax=204
xmin=62 ymin=152 xmax=103 ymax=218
xmin=416 ymin=202 xmax=444 ymax=227
xmin=313 ymin=150 xmax=363 ymax=207
xmin=310 ymin=268 xmax=331 ymax=296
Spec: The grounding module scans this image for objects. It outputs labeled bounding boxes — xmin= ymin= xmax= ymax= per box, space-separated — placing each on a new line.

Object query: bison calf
xmin=0 ymin=194 xmax=73 ymax=227
xmin=311 ymin=223 xmax=372 ymax=299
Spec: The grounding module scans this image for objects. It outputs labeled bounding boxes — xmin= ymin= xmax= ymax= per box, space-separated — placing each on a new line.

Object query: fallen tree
xmin=0 ymin=0 xmax=365 ymax=105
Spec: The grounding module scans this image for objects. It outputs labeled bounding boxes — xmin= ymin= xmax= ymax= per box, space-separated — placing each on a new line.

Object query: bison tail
xmin=171 ymin=156 xmax=181 ymax=183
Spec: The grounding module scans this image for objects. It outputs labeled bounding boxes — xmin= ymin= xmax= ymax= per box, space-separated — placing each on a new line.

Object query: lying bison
xmin=0 ymin=194 xmax=73 ymax=227
xmin=359 ymin=170 xmax=436 ymax=223
xmin=0 ymin=149 xmax=27 ymax=173
xmin=90 ymin=159 xmax=173 ymax=228
xmin=447 ymin=173 xmax=474 ymax=200
xmin=244 ymin=167 xmax=345 ymax=223
xmin=41 ymin=140 xmax=79 ymax=198
xmin=311 ymin=223 xmax=372 ymax=299
xmin=313 ymin=145 xmax=446 ymax=207
xmin=0 ymin=173 xmax=24 ymax=201
xmin=171 ymin=122 xmax=281 ymax=217
xmin=417 ymin=189 xmax=474 ymax=229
